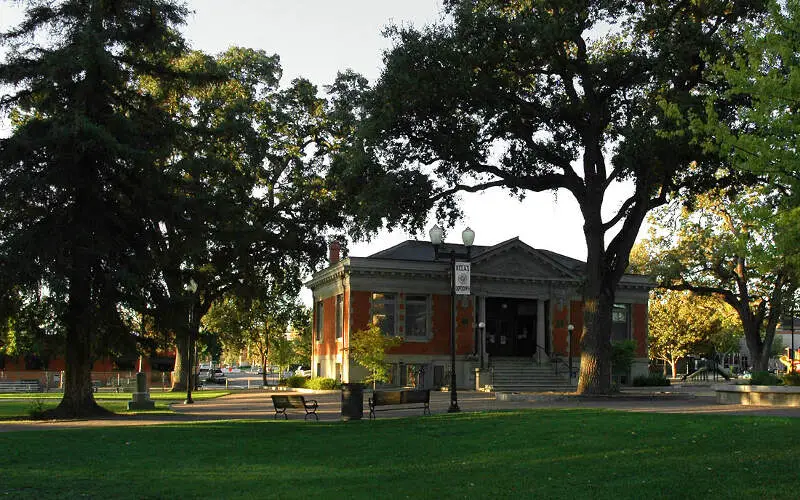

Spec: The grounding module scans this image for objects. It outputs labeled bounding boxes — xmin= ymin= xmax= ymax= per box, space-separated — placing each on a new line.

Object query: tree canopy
xmin=637 ymin=185 xmax=797 ymax=371
xmin=648 ymin=290 xmax=740 ymax=378
xmin=335 ymin=0 xmax=768 ymax=393
xmin=0 ymin=0 xmax=190 ymax=417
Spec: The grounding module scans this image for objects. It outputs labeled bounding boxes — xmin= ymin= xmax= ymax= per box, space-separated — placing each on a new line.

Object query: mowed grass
xmin=1 ymin=409 xmax=798 ymax=499
xmin=0 ymin=391 xmax=230 ymax=419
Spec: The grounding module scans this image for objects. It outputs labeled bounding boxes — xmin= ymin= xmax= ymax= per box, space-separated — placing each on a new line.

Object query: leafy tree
xmin=138 ymin=48 xmax=353 ymax=391
xmin=639 ymin=187 xmax=797 ymax=371
xmin=347 ymin=324 xmax=403 ymax=389
xmin=0 ymin=0 xmax=189 ymax=417
xmin=648 ymin=290 xmax=740 ymax=378
xmin=204 ymin=291 xmax=304 ymax=386
xmin=334 ymin=0 xmax=767 ymax=393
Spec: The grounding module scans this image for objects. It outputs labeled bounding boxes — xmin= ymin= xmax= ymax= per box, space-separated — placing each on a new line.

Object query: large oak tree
xmin=336 ymin=0 xmax=767 ymax=393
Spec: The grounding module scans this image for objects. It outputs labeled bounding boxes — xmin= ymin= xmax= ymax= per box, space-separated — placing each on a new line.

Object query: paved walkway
xmin=2 ymin=384 xmax=800 ymax=432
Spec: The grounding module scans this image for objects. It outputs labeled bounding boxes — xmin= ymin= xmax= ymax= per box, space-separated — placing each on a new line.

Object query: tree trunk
xmin=171 ymin=332 xmax=189 ymax=392
xmin=48 ymin=261 xmax=108 ymax=418
xmin=669 ymin=359 xmax=677 ymax=379
xmin=577 ymin=289 xmax=615 ymax=394
xmin=743 ymin=319 xmax=768 ymax=372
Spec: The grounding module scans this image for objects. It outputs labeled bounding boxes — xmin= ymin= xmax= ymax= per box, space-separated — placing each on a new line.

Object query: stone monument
xmin=127 ymin=372 xmax=155 ymax=410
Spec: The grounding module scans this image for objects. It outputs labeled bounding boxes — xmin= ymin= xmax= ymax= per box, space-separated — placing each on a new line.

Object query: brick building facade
xmin=306 ymin=237 xmax=651 ymax=390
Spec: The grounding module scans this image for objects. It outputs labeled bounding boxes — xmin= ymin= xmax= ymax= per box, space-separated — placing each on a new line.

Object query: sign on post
xmin=455 ymin=262 xmax=471 ymax=295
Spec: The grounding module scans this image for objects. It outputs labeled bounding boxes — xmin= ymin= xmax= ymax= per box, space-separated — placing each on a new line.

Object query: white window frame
xmin=335 ymin=294 xmax=344 ymax=340
xmin=315 ymin=300 xmax=324 ymax=342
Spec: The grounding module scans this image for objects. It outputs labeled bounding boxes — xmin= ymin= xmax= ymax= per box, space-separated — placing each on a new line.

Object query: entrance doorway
xmin=485 ymin=298 xmax=537 ymax=357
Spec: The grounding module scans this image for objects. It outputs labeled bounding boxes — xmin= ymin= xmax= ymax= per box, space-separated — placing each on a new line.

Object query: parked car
xmin=293 ymin=366 xmax=312 ymax=378
xmin=208 ymin=368 xmax=226 ymax=384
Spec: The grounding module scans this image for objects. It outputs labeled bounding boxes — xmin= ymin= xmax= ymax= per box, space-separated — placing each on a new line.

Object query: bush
xmin=305 ymin=377 xmax=340 ymax=390
xmin=611 ymin=340 xmax=636 ymax=376
xmin=284 ymin=375 xmax=307 ymax=388
xmin=782 ymin=371 xmax=800 ymax=386
xmin=749 ymin=371 xmax=782 ymax=386
xmin=632 ymin=374 xmax=671 ymax=387
xmin=27 ymin=399 xmax=47 ymax=419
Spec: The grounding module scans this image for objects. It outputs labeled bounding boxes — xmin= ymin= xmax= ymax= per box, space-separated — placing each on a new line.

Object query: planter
xmin=714 ymin=384 xmax=800 ymax=407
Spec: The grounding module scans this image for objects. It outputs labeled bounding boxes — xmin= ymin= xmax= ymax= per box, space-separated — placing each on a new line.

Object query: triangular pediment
xmin=471 ymin=238 xmax=579 ymax=280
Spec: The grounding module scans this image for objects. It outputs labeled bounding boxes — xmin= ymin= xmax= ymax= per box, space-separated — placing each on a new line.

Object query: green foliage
xmin=284 ymin=375 xmax=307 ymax=388
xmin=640 ymin=187 xmax=796 ymax=371
xmin=750 ymin=371 xmax=782 ymax=386
xmin=26 ymin=399 xmax=47 ymax=420
xmin=782 ymin=371 xmax=800 ymax=386
xmin=334 ymin=0 xmax=767 ymax=394
xmin=347 ymin=324 xmax=403 ymax=387
xmin=632 ymin=374 xmax=671 ymax=387
xmin=611 ymin=340 xmax=636 ymax=376
xmin=305 ymin=378 xmax=339 ymax=390
xmin=647 ymin=289 xmax=741 ymax=377
xmin=0 ymin=0 xmax=191 ymax=414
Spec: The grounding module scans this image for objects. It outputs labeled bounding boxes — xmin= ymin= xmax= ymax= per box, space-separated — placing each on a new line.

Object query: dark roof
xmin=367 ymin=239 xmax=585 ymax=266
xmin=367 ymin=240 xmax=494 ymax=262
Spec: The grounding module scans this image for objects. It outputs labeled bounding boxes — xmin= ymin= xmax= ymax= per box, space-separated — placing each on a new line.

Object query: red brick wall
xmin=552 ymin=303 xmax=570 ymax=355
xmin=632 ymin=303 xmax=648 ymax=356
xmin=313 ymin=295 xmax=340 ymax=357
xmin=350 ymin=290 xmax=371 ymax=333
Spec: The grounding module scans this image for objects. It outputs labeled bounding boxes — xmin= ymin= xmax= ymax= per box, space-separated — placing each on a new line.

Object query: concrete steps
xmin=489 ymin=357 xmax=576 ymax=392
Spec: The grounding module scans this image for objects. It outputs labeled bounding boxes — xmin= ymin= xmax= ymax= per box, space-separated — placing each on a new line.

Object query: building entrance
xmin=485 ymin=298 xmax=537 ymax=357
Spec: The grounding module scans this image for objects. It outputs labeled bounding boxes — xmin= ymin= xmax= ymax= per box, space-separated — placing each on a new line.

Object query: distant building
xmin=305 ymin=237 xmax=652 ymax=390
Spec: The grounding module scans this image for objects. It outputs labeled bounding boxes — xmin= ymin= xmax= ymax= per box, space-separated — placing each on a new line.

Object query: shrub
xmin=27 ymin=399 xmax=47 ymax=419
xmin=306 ymin=377 xmax=339 ymax=390
xmin=782 ymin=371 xmax=800 ymax=386
xmin=284 ymin=375 xmax=307 ymax=388
xmin=749 ymin=371 xmax=782 ymax=386
xmin=611 ymin=340 xmax=637 ymax=376
xmin=632 ymin=374 xmax=671 ymax=387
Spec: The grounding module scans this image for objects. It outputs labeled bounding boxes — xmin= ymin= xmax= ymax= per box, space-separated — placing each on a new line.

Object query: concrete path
xmin=2 ymin=384 xmax=799 ymax=432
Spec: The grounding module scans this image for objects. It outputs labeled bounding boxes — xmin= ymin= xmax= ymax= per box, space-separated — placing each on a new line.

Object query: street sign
xmin=455 ymin=261 xmax=471 ymax=295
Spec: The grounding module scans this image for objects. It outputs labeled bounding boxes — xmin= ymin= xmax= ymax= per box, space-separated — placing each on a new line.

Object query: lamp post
xmin=184 ymin=278 xmax=198 ymax=405
xmin=789 ymin=294 xmax=797 ymax=372
xmin=430 ymin=224 xmax=475 ymax=413
xmin=567 ymin=324 xmax=574 ymax=383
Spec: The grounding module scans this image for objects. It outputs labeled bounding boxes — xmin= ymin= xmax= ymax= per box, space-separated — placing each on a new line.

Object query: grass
xmin=1 ymin=409 xmax=799 ymax=499
xmin=0 ymin=391 xmax=230 ymax=420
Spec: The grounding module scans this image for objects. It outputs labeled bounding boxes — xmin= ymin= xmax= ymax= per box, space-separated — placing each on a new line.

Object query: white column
xmin=536 ymin=299 xmax=546 ymax=355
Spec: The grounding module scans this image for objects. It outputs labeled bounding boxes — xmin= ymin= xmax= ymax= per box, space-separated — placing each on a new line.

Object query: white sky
xmin=1 ymin=1 xmax=647 ymax=278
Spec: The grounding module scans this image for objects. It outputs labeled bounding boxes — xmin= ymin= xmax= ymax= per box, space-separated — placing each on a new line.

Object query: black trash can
xmin=341 ymin=383 xmax=364 ymax=421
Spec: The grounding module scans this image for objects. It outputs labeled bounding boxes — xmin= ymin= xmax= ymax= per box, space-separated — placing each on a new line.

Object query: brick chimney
xmin=329 ymin=240 xmax=341 ymax=264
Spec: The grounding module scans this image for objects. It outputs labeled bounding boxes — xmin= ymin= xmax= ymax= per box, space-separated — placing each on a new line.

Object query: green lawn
xmin=1 ymin=409 xmax=798 ymax=499
xmin=0 ymin=391 xmax=230 ymax=419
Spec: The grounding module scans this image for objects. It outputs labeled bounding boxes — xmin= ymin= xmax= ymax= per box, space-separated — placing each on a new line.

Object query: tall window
xmin=371 ymin=293 xmax=396 ymax=336
xmin=405 ymin=295 xmax=429 ymax=339
xmin=336 ymin=294 xmax=344 ymax=340
xmin=611 ymin=303 xmax=630 ymax=342
xmin=315 ymin=300 xmax=324 ymax=342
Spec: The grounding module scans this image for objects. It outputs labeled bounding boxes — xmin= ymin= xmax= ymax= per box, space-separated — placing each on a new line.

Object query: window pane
xmin=405 ymin=295 xmax=428 ymax=338
xmin=336 ymin=294 xmax=343 ymax=339
xmin=372 ymin=292 xmax=396 ymax=336
xmin=315 ymin=301 xmax=324 ymax=341
xmin=611 ymin=304 xmax=629 ymax=341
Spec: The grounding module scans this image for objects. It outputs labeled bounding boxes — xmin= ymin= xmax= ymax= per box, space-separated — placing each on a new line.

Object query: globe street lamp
xmin=567 ymin=324 xmax=575 ymax=384
xmin=430 ymin=225 xmax=475 ymax=413
xmin=184 ymin=278 xmax=198 ymax=405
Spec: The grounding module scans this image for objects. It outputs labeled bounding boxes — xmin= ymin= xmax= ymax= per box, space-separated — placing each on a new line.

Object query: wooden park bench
xmin=271 ymin=394 xmax=319 ymax=421
xmin=368 ymin=389 xmax=431 ymax=420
